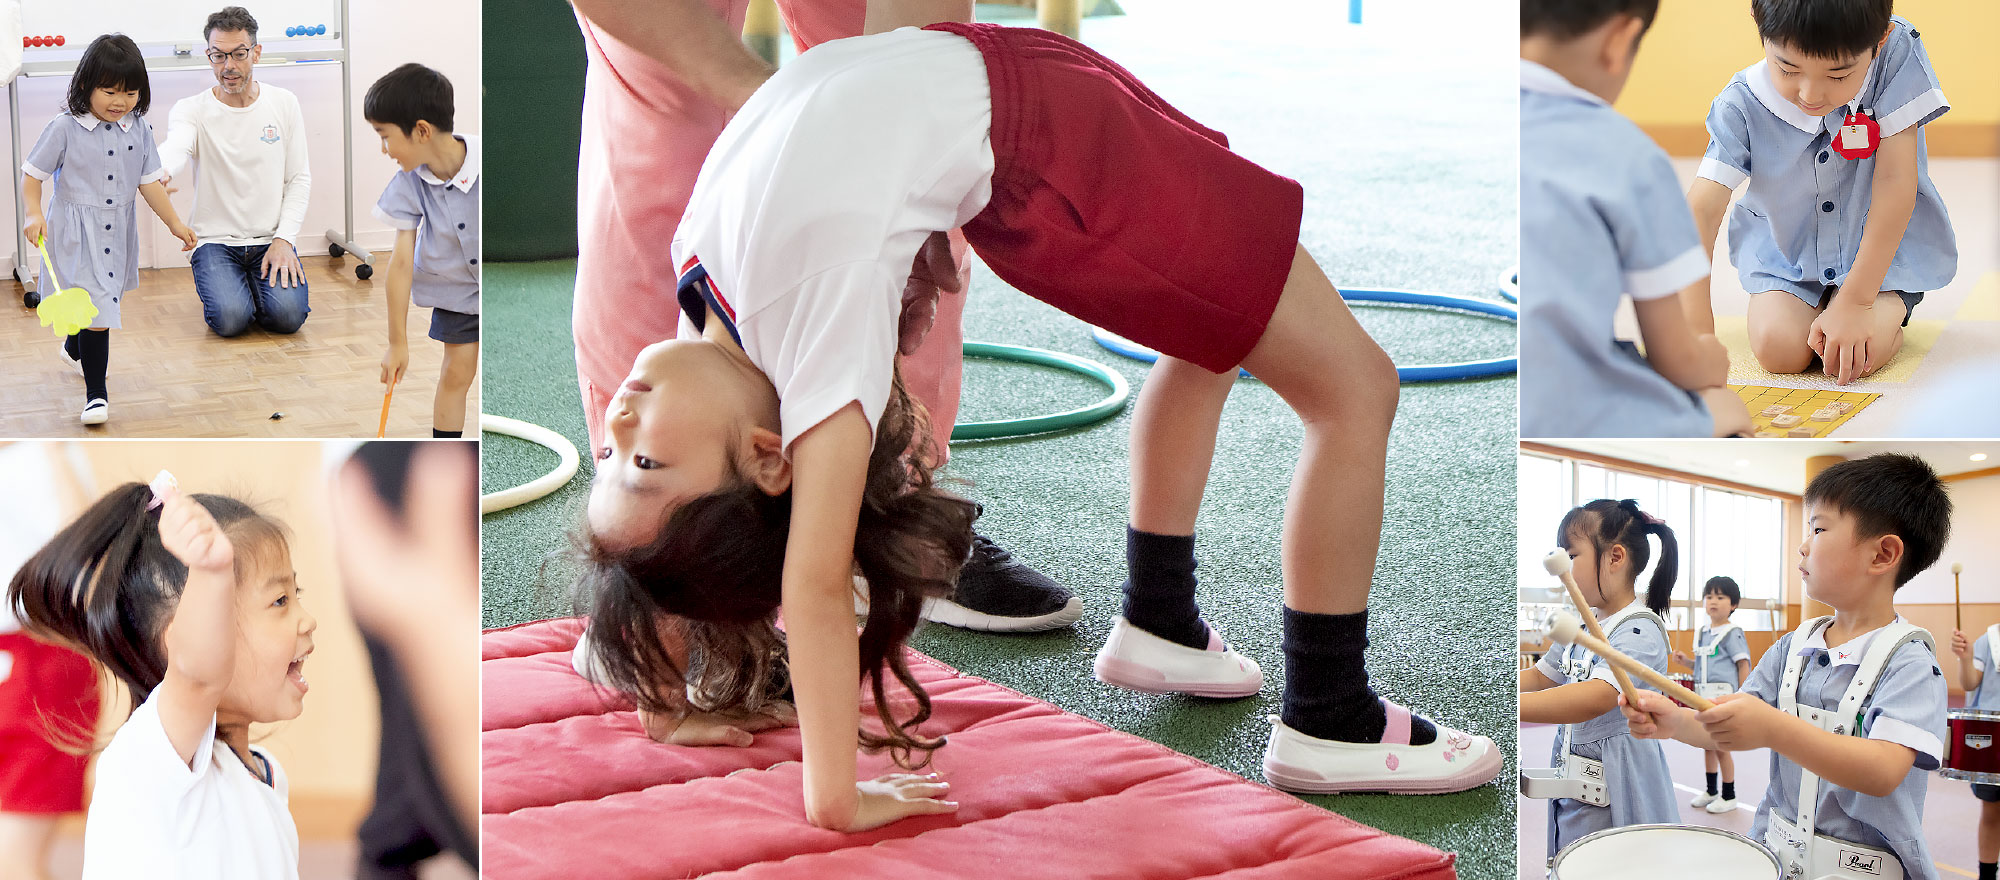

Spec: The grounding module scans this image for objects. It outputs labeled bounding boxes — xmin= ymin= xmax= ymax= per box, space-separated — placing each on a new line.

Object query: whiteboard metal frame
xmin=7 ymin=11 xmax=367 ymax=291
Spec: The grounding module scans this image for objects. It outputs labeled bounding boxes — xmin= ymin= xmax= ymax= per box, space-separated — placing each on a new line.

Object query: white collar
xmin=1741 ymin=51 xmax=1880 ymax=135
xmin=1597 ymin=599 xmax=1649 ymax=627
xmin=1797 ymin=615 xmax=1905 ymax=668
xmin=1520 ymin=58 xmax=1609 ymax=107
xmin=72 ymin=113 xmax=136 ymax=133
xmin=416 ymin=134 xmax=480 ymax=193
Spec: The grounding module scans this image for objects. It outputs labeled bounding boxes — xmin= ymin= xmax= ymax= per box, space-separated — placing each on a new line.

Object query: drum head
xmin=1554 ymin=824 xmax=1779 ymax=879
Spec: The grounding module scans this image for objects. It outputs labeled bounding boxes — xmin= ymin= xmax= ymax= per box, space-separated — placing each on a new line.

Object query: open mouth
xmin=286 ymin=652 xmax=310 ymax=694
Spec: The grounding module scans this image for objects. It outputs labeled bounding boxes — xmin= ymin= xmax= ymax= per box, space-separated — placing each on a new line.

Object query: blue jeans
xmin=190 ymin=243 xmax=310 ymax=337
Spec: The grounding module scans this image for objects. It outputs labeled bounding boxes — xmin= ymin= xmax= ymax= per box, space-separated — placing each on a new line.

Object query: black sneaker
xmin=925 ymin=533 xmax=1083 ymax=632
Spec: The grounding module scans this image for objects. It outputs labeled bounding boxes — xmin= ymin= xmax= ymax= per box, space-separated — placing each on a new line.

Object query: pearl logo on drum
xmin=1838 ymin=849 xmax=1883 ymax=875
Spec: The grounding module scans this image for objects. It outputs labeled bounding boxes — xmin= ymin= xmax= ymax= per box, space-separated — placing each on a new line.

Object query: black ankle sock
xmin=64 ymin=332 xmax=80 ymax=363
xmin=1979 ymin=862 xmax=1995 ymax=880
xmin=1119 ymin=527 xmax=1206 ymax=649
xmin=79 ymin=330 xmax=108 ymax=401
xmin=1705 ymin=772 xmax=1719 ymax=795
xmin=433 ymin=429 xmax=463 ymax=438
xmin=1280 ymin=607 xmax=1436 ymax=745
xmin=1721 ymin=781 xmax=1735 ymax=800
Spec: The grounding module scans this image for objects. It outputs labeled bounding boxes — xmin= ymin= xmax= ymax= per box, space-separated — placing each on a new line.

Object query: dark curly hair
xmin=65 ymin=35 xmax=151 ymax=119
xmin=204 ymin=6 xmax=259 ymax=45
xmin=571 ymin=370 xmax=977 ymax=767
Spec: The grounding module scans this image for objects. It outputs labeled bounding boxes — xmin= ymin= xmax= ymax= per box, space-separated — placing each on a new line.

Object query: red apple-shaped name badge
xmin=1832 ymin=109 xmax=1879 ymax=160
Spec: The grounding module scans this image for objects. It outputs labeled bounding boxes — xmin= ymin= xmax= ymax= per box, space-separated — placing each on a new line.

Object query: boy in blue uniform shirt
xmin=1520 ymin=0 xmax=1750 ymax=438
xmin=1628 ymin=453 xmax=1952 ymax=880
xmin=1671 ymin=575 xmax=1753 ymax=813
xmin=1684 ymin=0 xmax=1954 ymax=386
xmin=365 ymin=64 xmax=481 ymax=438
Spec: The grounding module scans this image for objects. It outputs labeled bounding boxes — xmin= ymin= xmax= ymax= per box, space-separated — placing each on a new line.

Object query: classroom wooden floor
xmin=1 ymin=255 xmax=479 ymax=438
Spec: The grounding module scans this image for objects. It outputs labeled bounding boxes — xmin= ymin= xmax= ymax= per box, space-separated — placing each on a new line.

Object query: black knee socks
xmin=1281 ymin=607 xmax=1436 ymax=745
xmin=1706 ymin=772 xmax=1718 ymax=795
xmin=64 ymin=332 xmax=80 ymax=364
xmin=1979 ymin=862 xmax=1995 ymax=880
xmin=1120 ymin=527 xmax=1207 ymax=649
xmin=79 ymin=330 xmax=108 ymax=401
xmin=1721 ymin=781 xmax=1735 ymax=801
xmin=433 ymin=429 xmax=463 ymax=438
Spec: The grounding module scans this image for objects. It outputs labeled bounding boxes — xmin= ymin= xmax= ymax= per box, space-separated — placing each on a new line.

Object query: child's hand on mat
xmin=22 ymin=218 xmax=44 ymax=248
xmin=170 ymin=223 xmax=197 ymax=252
xmin=847 ymin=773 xmax=956 ymax=832
xmin=159 ymin=491 xmax=235 ymax=575
xmin=641 ymin=701 xmax=798 ymax=747
xmin=1807 ymin=297 xmax=1876 ymax=385
xmin=1618 ymin=690 xmax=1682 ymax=740
xmin=382 ymin=342 xmax=409 ymax=387
xmin=1691 ymin=692 xmax=1785 ymax=751
xmin=898 ymin=230 xmax=964 ymax=356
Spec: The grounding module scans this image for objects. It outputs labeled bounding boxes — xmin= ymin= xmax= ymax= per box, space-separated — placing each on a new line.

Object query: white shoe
xmin=58 ymin=339 xmax=82 ymax=377
xmin=1261 ymin=704 xmax=1503 ymax=794
xmin=80 ymin=398 xmax=108 ymax=426
xmin=1705 ymin=796 xmax=1737 ymax=814
xmin=570 ymin=627 xmax=608 ymax=685
xmin=1689 ymin=791 xmax=1718 ymax=808
xmin=1092 ymin=615 xmax=1261 ymax=698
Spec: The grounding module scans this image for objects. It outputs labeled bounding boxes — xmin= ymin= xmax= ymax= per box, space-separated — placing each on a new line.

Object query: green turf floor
xmin=482 ymin=2 xmax=1518 ymax=877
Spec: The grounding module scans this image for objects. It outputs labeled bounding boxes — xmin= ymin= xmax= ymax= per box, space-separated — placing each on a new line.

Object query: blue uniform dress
xmin=1520 ymin=60 xmax=1712 ymax=438
xmin=370 ymin=134 xmax=481 ymax=329
xmin=1742 ymin=621 xmax=1947 ymax=880
xmin=1693 ymin=623 xmax=1751 ymax=691
xmin=21 ymin=114 xmax=166 ymax=330
xmin=1534 ymin=603 xmax=1680 ymax=856
xmin=1972 ymin=629 xmax=2000 ymax=710
xmin=1698 ymin=17 xmax=1954 ymax=312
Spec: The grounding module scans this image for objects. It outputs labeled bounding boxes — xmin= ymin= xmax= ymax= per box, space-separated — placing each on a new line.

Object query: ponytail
xmin=1555 ymin=498 xmax=1678 ymax=615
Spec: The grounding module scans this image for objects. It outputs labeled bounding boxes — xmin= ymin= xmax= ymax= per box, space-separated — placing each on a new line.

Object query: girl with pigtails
xmin=1521 ymin=499 xmax=1684 ymax=856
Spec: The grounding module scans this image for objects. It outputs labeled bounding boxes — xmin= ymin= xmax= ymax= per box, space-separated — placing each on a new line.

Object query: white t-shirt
xmin=670 ymin=28 xmax=995 ymax=454
xmin=159 ymin=84 xmax=312 ymax=248
xmin=82 ymin=693 xmax=299 ymax=880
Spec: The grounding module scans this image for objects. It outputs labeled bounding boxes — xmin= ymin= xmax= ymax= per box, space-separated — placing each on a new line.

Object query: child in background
xmin=1670 ymin=575 xmax=1752 ymax=813
xmin=6 ymin=474 xmax=317 ymax=879
xmin=1683 ymin=0 xmax=1953 ymax=385
xmin=365 ymin=63 xmax=480 ymax=438
xmin=1521 ymin=499 xmax=1682 ymax=856
xmin=19 ymin=34 xmax=198 ymax=426
xmin=1627 ymin=454 xmax=1951 ymax=880
xmin=1519 ymin=0 xmax=1749 ymax=438
xmin=1951 ymin=623 xmax=2000 ymax=880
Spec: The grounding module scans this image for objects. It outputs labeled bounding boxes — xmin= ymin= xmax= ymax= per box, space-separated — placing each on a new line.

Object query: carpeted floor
xmin=482 ymin=1 xmax=1519 ymax=877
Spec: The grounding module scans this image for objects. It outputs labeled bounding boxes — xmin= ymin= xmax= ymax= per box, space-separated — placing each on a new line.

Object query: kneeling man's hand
xmin=263 ymin=238 xmax=305 ymax=289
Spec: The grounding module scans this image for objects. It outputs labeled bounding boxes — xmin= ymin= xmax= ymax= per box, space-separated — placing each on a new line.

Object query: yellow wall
xmin=1616 ymin=0 xmax=1999 ymax=155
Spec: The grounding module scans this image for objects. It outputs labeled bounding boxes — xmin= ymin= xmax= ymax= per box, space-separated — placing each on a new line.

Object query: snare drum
xmin=1667 ymin=674 xmax=1696 ymax=708
xmin=1942 ymin=708 xmax=2000 ymax=785
xmin=1552 ymin=824 xmax=1779 ymax=879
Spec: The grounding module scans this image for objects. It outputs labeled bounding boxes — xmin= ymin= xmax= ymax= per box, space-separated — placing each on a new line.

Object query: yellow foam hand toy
xmin=33 ymin=237 xmax=97 ymax=337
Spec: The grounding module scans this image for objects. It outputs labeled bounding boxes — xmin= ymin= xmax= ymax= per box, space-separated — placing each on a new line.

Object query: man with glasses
xmin=159 ymin=6 xmax=312 ymax=337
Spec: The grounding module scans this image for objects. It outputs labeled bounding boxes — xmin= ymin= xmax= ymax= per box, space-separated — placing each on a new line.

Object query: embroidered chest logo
xmin=259 ymin=125 xmax=281 ymax=144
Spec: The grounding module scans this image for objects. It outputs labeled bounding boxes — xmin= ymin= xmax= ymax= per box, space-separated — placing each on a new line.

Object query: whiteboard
xmin=22 ymin=0 xmax=341 ymax=53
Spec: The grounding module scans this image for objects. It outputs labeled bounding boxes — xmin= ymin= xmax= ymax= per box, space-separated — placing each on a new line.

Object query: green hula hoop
xmin=951 ymin=342 xmax=1132 ymax=441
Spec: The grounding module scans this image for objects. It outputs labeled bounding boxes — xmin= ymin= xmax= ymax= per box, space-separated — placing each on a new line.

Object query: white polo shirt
xmin=669 ymin=27 xmax=995 ymax=454
xmin=82 ymin=693 xmax=299 ymax=880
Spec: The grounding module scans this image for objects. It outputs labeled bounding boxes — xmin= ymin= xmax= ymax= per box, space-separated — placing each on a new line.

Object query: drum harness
xmin=1526 ymin=605 xmax=1669 ymax=810
xmin=1695 ymin=622 xmax=1744 ymax=702
xmin=1767 ymin=616 xmax=1932 ymax=880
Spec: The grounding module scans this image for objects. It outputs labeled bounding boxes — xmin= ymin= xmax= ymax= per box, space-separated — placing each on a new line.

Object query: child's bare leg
xmin=0 ymin=813 xmax=59 ymax=880
xmin=1746 ymin=290 xmax=1818 ymax=374
xmin=433 ymin=342 xmax=480 ymax=434
xmin=1704 ymin=749 xmax=1720 ymax=774
xmin=1853 ymin=291 xmax=1908 ymax=378
xmin=1981 ymin=799 xmax=2000 ymax=864
xmin=1117 ymin=345 xmax=1235 ymax=649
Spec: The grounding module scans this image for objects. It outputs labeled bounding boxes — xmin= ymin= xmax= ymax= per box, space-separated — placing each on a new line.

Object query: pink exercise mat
xmin=482 ymin=617 xmax=1456 ymax=879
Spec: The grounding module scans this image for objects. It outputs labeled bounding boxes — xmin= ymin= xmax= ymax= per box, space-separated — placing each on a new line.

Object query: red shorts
xmin=930 ymin=22 xmax=1305 ymax=374
xmin=0 ymin=633 xmax=99 ymax=814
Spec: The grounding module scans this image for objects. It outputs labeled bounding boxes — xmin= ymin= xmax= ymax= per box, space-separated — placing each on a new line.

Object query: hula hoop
xmin=1498 ymin=266 xmax=1519 ymax=302
xmin=1092 ymin=288 xmax=1518 ymax=383
xmin=951 ymin=342 xmax=1132 ymax=441
xmin=480 ymin=414 xmax=582 ymax=514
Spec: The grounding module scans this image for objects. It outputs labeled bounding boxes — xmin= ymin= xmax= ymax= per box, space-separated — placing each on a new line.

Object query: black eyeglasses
xmin=205 ymin=47 xmax=253 ymax=64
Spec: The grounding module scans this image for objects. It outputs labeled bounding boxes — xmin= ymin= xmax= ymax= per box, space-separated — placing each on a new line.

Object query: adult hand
xmin=22 ymin=217 xmax=44 ymax=248
xmin=328 ymin=443 xmax=478 ymax=638
xmin=844 ymin=773 xmax=957 ymax=832
xmin=382 ymin=341 xmax=409 ymax=388
xmin=161 ymin=171 xmax=179 ymax=195
xmin=641 ymin=701 xmax=797 ymax=746
xmin=262 ymin=238 xmax=305 ymax=290
xmin=1807 ymin=295 xmax=1874 ymax=385
xmin=898 ymin=231 xmax=964 ymax=356
xmin=1692 ymin=692 xmax=1785 ymax=752
xmin=1952 ymin=629 xmax=1971 ymax=659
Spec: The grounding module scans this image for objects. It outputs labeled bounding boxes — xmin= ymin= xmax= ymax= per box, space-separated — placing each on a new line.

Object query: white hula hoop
xmin=480 ymin=414 xmax=581 ymax=514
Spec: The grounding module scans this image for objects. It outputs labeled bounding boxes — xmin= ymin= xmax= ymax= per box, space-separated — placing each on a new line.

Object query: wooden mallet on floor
xmin=1543 ymin=550 xmax=1639 ymax=699
xmin=1540 ymin=611 xmax=1715 ymax=712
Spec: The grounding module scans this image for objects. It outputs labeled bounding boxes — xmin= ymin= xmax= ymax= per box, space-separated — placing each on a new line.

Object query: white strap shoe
xmin=1261 ymin=702 xmax=1501 ymax=794
xmin=80 ymin=399 xmax=108 ymax=426
xmin=1092 ymin=615 xmax=1262 ymax=698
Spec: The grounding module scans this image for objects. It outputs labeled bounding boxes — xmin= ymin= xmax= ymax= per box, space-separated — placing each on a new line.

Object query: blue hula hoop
xmin=1090 ymin=288 xmax=1518 ymax=383
xmin=1498 ymin=266 xmax=1519 ymax=303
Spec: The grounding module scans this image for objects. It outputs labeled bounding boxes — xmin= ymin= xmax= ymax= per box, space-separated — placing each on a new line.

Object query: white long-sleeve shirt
xmin=159 ymin=84 xmax=311 ymax=247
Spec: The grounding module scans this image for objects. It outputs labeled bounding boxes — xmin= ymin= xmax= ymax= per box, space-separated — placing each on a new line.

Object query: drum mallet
xmin=1544 ymin=550 xmax=1639 ymax=700
xmin=1542 ymin=611 xmax=1716 ymax=712
xmin=1953 ymin=561 xmax=1963 ymax=631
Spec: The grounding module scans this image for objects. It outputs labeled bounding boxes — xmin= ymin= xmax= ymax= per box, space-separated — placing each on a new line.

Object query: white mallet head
xmin=1543 ymin=550 xmax=1572 ymax=576
xmin=1544 ymin=610 xmax=1586 ymax=645
xmin=1953 ymin=562 xmax=1964 ymax=575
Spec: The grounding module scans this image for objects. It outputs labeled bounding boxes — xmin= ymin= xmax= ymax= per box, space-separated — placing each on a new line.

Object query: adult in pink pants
xmin=569 ymin=0 xmax=1078 ymax=632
